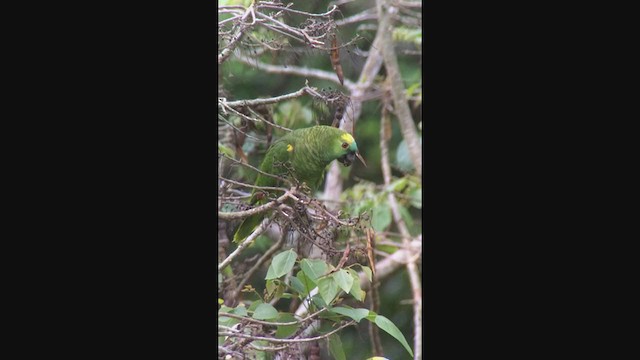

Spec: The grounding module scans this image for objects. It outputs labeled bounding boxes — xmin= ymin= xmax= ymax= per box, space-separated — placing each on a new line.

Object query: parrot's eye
xmin=341 ymin=142 xmax=349 ymax=149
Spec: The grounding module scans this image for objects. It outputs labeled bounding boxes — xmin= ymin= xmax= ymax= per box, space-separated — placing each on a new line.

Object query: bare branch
xmin=234 ymin=54 xmax=356 ymax=89
xmin=219 ymin=321 xmax=356 ymax=343
xmin=218 ymin=191 xmax=294 ymax=221
xmin=219 ymin=101 xmax=292 ymax=133
xmin=222 ymin=87 xmax=307 ymax=107
xmin=376 ymin=0 xmax=422 ymax=177
xmin=335 ymin=10 xmax=378 ymax=27
xmin=218 ymin=218 xmax=272 ymax=271
xmin=257 ymin=4 xmax=339 ymax=18
xmin=219 ymin=176 xmax=289 ymax=192
xmin=220 ymin=308 xmax=327 ymax=327
xmin=380 ymin=97 xmax=422 ymax=360
xmin=219 ymin=3 xmax=258 ymax=64
xmin=249 ymin=343 xmax=290 ymax=352
xmin=219 ymin=154 xmax=292 ymax=186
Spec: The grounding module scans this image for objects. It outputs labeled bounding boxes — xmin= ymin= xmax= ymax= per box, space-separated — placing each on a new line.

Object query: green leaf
xmin=410 ymin=188 xmax=422 ymax=209
xmin=388 ymin=177 xmax=409 ymax=192
xmin=291 ymin=271 xmax=312 ymax=297
xmin=248 ymin=300 xmax=263 ymax=312
xmin=265 ymin=249 xmax=297 ymax=280
xmin=265 ymin=279 xmax=277 ymax=296
xmin=311 ymin=294 xmax=327 ymax=309
xmin=219 ymin=305 xmax=241 ymax=327
xmin=331 ymin=269 xmax=354 ymax=294
xmin=319 ymin=310 xmax=342 ymax=322
xmin=232 ymin=305 xmax=248 ymax=317
xmin=372 ymin=204 xmax=392 ymax=231
xmin=373 ymin=315 xmax=414 ymax=358
xmin=330 ymin=306 xmax=371 ymax=323
xmin=406 ymin=82 xmax=421 ymax=98
xmin=353 ymin=198 xmax=374 ymax=217
xmin=217 ymin=142 xmax=235 ymax=158
xmin=317 ymin=276 xmax=339 ymax=305
xmin=328 ymin=333 xmax=346 ymax=360
xmin=252 ymin=303 xmax=278 ymax=320
xmin=300 ymin=259 xmax=328 ymax=283
xmin=358 ymin=265 xmax=373 ymax=283
xmin=275 ymin=313 xmax=297 ymax=338
xmin=395 ymin=137 xmax=422 ymax=173
xmin=346 ymin=268 xmax=365 ymax=301
xmin=399 ymin=204 xmax=414 ymax=230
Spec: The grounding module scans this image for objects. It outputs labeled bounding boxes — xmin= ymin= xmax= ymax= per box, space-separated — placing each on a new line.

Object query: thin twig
xmin=218 ymin=218 xmax=273 ymax=271
xmin=220 ymin=308 xmax=327 ymax=327
xmin=257 ymin=4 xmax=339 ymax=18
xmin=335 ymin=10 xmax=378 ymax=27
xmin=235 ymin=54 xmax=356 ymax=89
xmin=219 ymin=176 xmax=290 ymax=192
xmin=249 ymin=343 xmax=290 ymax=352
xmin=218 ymin=191 xmax=294 ymax=220
xmin=219 ymin=154 xmax=292 ymax=185
xmin=377 ymin=0 xmax=422 ymax=177
xmin=219 ymin=4 xmax=256 ymax=64
xmin=218 ymin=321 xmax=356 ymax=343
xmin=222 ymin=87 xmax=307 ymax=107
xmin=219 ymin=101 xmax=292 ymax=132
xmin=232 ymin=233 xmax=285 ymax=297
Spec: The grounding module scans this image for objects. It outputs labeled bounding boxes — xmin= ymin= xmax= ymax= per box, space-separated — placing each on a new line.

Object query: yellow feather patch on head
xmin=340 ymin=133 xmax=355 ymax=145
xmin=287 ymin=144 xmax=293 ymax=152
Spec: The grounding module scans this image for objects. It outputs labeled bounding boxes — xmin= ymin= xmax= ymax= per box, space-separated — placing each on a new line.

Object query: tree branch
xmin=380 ymin=103 xmax=422 ymax=360
xmin=377 ymin=0 xmax=422 ymax=177
xmin=235 ymin=54 xmax=356 ymax=89
xmin=218 ymin=191 xmax=294 ymax=220
xmin=218 ymin=218 xmax=272 ymax=271
xmin=218 ymin=3 xmax=257 ymax=64
xmin=219 ymin=321 xmax=356 ymax=343
xmin=221 ymin=87 xmax=308 ymax=107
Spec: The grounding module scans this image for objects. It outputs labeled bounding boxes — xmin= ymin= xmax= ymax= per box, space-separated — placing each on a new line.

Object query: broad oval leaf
xmin=266 ymin=249 xmax=297 ymax=280
xmin=275 ymin=313 xmax=297 ymax=338
xmin=346 ymin=268 xmax=366 ymax=301
xmin=358 ymin=265 xmax=373 ymax=283
xmin=374 ymin=315 xmax=414 ymax=358
xmin=300 ymin=259 xmax=328 ymax=283
xmin=330 ymin=306 xmax=371 ymax=323
xmin=252 ymin=303 xmax=278 ymax=320
xmin=293 ymin=270 xmax=313 ymax=297
xmin=317 ymin=276 xmax=339 ymax=305
xmin=410 ymin=188 xmax=422 ymax=209
xmin=372 ymin=204 xmax=392 ymax=232
xmin=331 ymin=269 xmax=354 ymax=293
xmin=289 ymin=274 xmax=307 ymax=297
xmin=328 ymin=333 xmax=346 ymax=360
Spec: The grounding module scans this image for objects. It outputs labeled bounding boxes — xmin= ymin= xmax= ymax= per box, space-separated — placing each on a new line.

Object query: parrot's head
xmin=335 ymin=132 xmax=367 ymax=168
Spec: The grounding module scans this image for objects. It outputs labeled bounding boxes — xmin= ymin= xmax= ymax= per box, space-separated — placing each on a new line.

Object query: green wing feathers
xmin=232 ymin=212 xmax=265 ymax=243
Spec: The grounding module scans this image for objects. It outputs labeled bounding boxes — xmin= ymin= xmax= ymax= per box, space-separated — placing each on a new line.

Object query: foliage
xmin=219 ymin=250 xmax=413 ymax=358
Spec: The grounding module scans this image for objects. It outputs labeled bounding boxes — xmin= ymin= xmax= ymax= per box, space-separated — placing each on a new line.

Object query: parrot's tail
xmin=232 ymin=213 xmax=265 ymax=243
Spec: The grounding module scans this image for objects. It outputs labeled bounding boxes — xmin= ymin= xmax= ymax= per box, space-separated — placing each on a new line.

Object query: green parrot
xmin=233 ymin=125 xmax=366 ymax=243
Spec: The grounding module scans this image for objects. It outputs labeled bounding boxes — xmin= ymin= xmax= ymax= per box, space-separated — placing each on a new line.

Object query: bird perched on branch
xmin=233 ymin=125 xmax=366 ymax=243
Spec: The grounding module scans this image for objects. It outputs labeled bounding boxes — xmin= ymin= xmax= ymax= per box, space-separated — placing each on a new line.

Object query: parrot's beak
xmin=356 ymin=151 xmax=367 ymax=167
